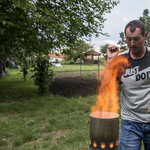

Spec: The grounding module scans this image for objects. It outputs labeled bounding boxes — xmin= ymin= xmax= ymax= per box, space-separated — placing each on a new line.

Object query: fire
xmin=110 ymin=143 xmax=113 ymax=148
xmin=93 ymin=142 xmax=97 ymax=147
xmin=91 ymin=55 xmax=129 ymax=115
xmin=101 ymin=144 xmax=105 ymax=149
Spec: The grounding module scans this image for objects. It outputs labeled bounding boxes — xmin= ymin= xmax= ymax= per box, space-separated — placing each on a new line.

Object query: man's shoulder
xmin=147 ymin=47 xmax=150 ymax=51
xmin=118 ymin=47 xmax=150 ymax=56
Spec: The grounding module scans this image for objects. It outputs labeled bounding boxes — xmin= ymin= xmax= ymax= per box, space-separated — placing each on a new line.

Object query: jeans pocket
xmin=121 ymin=119 xmax=130 ymax=126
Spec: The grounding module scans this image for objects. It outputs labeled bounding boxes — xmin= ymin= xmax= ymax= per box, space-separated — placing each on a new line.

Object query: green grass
xmin=0 ymin=68 xmax=95 ymax=150
xmin=52 ymin=64 xmax=105 ymax=73
xmin=0 ymin=68 xmax=144 ymax=150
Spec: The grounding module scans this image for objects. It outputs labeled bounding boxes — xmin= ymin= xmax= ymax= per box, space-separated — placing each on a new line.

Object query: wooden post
xmin=92 ymin=55 xmax=94 ymax=65
xmin=98 ymin=56 xmax=100 ymax=80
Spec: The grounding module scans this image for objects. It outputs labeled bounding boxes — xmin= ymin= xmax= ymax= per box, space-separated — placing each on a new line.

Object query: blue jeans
xmin=119 ymin=119 xmax=150 ymax=150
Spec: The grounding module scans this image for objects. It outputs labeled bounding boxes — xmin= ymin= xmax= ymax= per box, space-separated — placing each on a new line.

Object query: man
xmin=107 ymin=20 xmax=150 ymax=150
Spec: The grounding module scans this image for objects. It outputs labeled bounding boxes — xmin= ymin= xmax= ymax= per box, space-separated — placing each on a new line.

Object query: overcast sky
xmin=89 ymin=0 xmax=150 ymax=52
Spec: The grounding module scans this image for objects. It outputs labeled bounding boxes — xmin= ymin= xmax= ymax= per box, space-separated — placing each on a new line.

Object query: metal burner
xmin=89 ymin=112 xmax=119 ymax=150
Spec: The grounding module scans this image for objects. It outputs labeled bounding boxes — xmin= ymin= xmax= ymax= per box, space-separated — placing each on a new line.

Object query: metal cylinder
xmin=89 ymin=111 xmax=119 ymax=150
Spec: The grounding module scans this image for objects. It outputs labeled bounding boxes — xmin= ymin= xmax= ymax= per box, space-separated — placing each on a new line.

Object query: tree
xmin=139 ymin=9 xmax=150 ymax=47
xmin=0 ymin=0 xmax=119 ymax=93
xmin=117 ymin=32 xmax=128 ymax=50
xmin=0 ymin=0 xmax=39 ymax=78
xmin=34 ymin=0 xmax=119 ymax=54
xmin=100 ymin=43 xmax=109 ymax=60
xmin=0 ymin=0 xmax=37 ymax=59
xmin=0 ymin=0 xmax=119 ymax=61
xmin=65 ymin=40 xmax=93 ymax=64
xmin=31 ymin=55 xmax=54 ymax=95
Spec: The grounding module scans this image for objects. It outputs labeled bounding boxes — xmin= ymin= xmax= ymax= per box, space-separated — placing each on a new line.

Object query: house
xmin=48 ymin=53 xmax=65 ymax=62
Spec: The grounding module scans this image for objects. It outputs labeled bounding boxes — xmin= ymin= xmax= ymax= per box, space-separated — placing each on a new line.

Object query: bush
xmin=55 ymin=59 xmax=58 ymax=62
xmin=31 ymin=55 xmax=54 ymax=95
xmin=20 ymin=60 xmax=30 ymax=81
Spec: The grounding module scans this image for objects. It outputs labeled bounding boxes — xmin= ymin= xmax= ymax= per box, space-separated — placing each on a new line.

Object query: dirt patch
xmin=50 ymin=72 xmax=101 ymax=98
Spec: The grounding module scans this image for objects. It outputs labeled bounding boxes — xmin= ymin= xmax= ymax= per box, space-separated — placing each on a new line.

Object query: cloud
xmin=141 ymin=0 xmax=150 ymax=9
xmin=106 ymin=11 xmax=119 ymax=15
xmin=123 ymin=18 xmax=127 ymax=22
xmin=93 ymin=46 xmax=100 ymax=52
xmin=104 ymin=40 xmax=119 ymax=46
xmin=91 ymin=40 xmax=120 ymax=52
xmin=88 ymin=39 xmax=120 ymax=51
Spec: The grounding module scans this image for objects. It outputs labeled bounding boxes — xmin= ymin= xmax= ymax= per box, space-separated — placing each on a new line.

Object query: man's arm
xmin=107 ymin=45 xmax=119 ymax=61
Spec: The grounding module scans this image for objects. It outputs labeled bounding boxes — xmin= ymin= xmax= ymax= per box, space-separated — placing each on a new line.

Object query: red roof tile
xmin=84 ymin=50 xmax=101 ymax=56
xmin=48 ymin=53 xmax=64 ymax=58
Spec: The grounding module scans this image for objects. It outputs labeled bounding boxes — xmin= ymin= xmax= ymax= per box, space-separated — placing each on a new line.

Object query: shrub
xmin=55 ymin=59 xmax=58 ymax=62
xmin=31 ymin=54 xmax=54 ymax=95
xmin=20 ymin=60 xmax=29 ymax=81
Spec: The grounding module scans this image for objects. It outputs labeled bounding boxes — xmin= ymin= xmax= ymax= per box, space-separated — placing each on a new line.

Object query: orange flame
xmin=91 ymin=55 xmax=130 ymax=114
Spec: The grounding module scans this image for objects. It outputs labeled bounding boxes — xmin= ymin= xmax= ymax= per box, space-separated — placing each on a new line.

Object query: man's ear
xmin=144 ymin=32 xmax=148 ymax=40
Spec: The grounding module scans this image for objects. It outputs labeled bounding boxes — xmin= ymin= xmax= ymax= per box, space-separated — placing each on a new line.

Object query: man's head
xmin=124 ymin=20 xmax=145 ymax=36
xmin=124 ymin=20 xmax=148 ymax=57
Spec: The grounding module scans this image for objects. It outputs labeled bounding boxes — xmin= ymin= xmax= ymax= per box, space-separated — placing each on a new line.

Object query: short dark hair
xmin=124 ymin=20 xmax=145 ymax=36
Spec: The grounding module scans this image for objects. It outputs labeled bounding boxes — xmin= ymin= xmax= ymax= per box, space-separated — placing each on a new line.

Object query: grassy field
xmin=52 ymin=64 xmax=105 ymax=73
xmin=0 ymin=65 xmax=144 ymax=150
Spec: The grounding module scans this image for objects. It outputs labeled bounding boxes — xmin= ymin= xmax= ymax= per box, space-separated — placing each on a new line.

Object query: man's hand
xmin=107 ymin=45 xmax=119 ymax=61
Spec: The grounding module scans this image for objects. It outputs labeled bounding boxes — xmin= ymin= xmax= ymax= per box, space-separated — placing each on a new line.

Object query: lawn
xmin=52 ymin=64 xmax=105 ymax=73
xmin=0 ymin=67 xmax=97 ymax=150
xmin=0 ymin=66 xmax=144 ymax=150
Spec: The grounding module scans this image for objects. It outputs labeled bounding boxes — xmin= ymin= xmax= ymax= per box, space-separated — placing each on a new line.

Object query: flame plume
xmin=91 ymin=55 xmax=130 ymax=116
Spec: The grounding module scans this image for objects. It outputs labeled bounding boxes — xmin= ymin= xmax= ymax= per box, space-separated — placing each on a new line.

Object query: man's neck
xmin=130 ymin=47 xmax=146 ymax=59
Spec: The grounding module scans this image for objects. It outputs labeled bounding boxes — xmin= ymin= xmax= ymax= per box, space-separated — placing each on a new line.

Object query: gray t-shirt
xmin=119 ymin=47 xmax=150 ymax=123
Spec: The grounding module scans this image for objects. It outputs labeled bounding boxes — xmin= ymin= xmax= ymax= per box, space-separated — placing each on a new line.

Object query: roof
xmin=84 ymin=50 xmax=101 ymax=56
xmin=48 ymin=53 xmax=65 ymax=58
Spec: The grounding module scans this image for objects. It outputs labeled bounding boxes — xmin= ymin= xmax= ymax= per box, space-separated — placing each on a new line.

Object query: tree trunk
xmin=73 ymin=58 xmax=76 ymax=64
xmin=0 ymin=60 xmax=3 ymax=79
xmin=3 ymin=63 xmax=6 ymax=73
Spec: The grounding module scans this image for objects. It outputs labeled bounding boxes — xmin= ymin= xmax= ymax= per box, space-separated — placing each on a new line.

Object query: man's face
xmin=125 ymin=27 xmax=147 ymax=54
